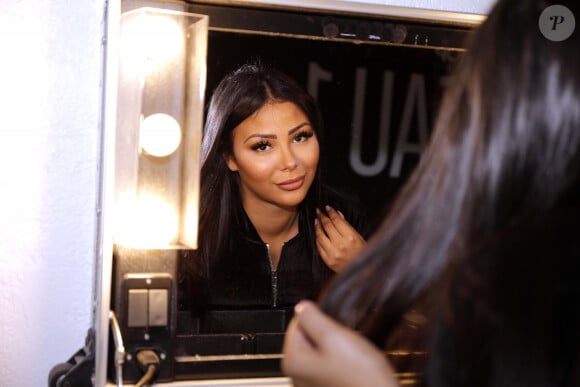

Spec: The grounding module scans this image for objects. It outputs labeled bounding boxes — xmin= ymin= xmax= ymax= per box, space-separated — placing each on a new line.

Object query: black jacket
xmin=179 ymin=189 xmax=368 ymax=313
xmin=207 ymin=210 xmax=326 ymax=308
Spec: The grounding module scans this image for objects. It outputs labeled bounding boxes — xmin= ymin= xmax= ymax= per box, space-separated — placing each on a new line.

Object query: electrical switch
xmin=127 ymin=289 xmax=148 ymax=327
xmin=148 ymin=289 xmax=168 ymax=327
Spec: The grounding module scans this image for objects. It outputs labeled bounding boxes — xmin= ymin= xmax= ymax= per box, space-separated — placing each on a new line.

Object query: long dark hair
xmin=181 ymin=64 xmax=327 ymax=282
xmin=320 ymin=0 xmax=580 ymax=383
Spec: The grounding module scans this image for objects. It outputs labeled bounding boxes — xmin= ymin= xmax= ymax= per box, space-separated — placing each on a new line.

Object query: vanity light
xmin=121 ymin=12 xmax=184 ymax=73
xmin=113 ymin=192 xmax=179 ymax=248
xmin=113 ymin=7 xmax=208 ymax=249
xmin=140 ymin=113 xmax=182 ymax=157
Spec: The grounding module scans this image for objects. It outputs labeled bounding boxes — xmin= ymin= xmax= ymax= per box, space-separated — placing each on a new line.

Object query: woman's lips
xmin=277 ymin=176 xmax=305 ymax=191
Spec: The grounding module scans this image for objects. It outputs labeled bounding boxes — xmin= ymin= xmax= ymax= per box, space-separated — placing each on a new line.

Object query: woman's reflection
xmin=179 ymin=64 xmax=368 ymax=315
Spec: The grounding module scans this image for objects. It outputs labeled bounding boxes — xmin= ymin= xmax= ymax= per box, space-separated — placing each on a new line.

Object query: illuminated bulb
xmin=122 ymin=13 xmax=184 ymax=72
xmin=140 ymin=113 xmax=182 ymax=157
xmin=114 ymin=193 xmax=179 ymax=248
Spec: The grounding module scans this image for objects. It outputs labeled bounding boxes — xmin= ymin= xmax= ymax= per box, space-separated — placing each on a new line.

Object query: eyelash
xmin=251 ymin=140 xmax=271 ymax=152
xmin=294 ymin=130 xmax=314 ymax=142
xmin=250 ymin=130 xmax=315 ymax=152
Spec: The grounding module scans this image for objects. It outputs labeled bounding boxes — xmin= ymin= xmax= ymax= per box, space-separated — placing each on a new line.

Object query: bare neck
xmin=245 ymin=202 xmax=299 ymax=242
xmin=243 ymin=202 xmax=299 ymax=269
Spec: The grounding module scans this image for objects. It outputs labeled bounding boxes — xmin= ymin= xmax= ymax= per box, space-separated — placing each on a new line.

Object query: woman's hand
xmin=282 ymin=300 xmax=399 ymax=387
xmin=315 ymin=205 xmax=366 ymax=272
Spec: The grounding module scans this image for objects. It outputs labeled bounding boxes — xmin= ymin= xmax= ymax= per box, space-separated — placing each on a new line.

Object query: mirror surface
xmin=111 ymin=1 xmax=475 ymax=383
xmin=179 ymin=3 xmax=468 ymax=379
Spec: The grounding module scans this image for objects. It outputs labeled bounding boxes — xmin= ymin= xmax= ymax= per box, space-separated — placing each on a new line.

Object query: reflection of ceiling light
xmin=140 ymin=113 xmax=182 ymax=157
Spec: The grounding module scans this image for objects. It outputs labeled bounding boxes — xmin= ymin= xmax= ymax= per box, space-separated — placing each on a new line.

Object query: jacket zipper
xmin=265 ymin=243 xmax=278 ymax=307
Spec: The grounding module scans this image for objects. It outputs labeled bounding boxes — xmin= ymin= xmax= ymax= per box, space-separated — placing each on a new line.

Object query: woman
xmin=180 ymin=64 xmax=367 ymax=311
xmin=283 ymin=0 xmax=580 ymax=386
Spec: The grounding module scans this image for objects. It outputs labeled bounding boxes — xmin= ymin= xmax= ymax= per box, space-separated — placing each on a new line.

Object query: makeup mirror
xmin=97 ymin=1 xmax=484 ymax=385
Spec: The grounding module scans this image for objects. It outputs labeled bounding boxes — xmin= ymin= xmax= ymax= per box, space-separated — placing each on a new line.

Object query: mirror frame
xmin=193 ymin=0 xmax=486 ymax=26
xmin=95 ymin=1 xmax=485 ymax=386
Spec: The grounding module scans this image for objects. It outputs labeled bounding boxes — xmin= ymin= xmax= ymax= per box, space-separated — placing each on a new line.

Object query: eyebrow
xmin=243 ymin=122 xmax=311 ymax=143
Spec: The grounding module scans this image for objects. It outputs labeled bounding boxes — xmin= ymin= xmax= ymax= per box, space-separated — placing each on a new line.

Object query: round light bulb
xmin=140 ymin=113 xmax=182 ymax=157
xmin=122 ymin=13 xmax=184 ymax=72
xmin=114 ymin=192 xmax=178 ymax=248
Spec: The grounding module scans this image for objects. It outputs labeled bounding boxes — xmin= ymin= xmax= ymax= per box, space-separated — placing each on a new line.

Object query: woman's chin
xmin=274 ymin=193 xmax=308 ymax=210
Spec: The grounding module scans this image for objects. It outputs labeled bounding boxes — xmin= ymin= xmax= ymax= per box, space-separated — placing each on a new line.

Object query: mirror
xmin=101 ymin=1 xmax=482 ymax=385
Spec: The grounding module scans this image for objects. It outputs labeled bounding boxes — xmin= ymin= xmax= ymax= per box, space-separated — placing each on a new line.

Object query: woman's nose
xmin=279 ymin=145 xmax=298 ymax=170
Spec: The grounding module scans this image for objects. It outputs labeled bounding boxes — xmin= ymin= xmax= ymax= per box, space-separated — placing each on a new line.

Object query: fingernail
xmin=337 ymin=210 xmax=345 ymax=218
xmin=314 ymin=218 xmax=319 ymax=225
xmin=325 ymin=205 xmax=332 ymax=212
xmin=294 ymin=300 xmax=308 ymax=315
